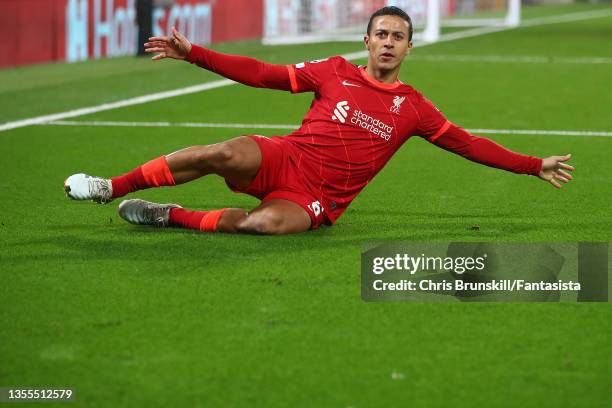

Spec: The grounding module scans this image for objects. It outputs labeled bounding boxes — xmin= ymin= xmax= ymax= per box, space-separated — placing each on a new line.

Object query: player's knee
xmin=195 ymin=143 xmax=238 ymax=170
xmin=236 ymin=210 xmax=285 ymax=235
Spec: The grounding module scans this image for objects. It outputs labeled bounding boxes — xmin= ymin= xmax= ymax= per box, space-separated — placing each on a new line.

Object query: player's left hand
xmin=538 ymin=154 xmax=574 ymax=189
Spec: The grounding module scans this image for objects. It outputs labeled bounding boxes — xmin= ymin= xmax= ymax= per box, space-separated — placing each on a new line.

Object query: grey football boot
xmin=118 ymin=199 xmax=182 ymax=227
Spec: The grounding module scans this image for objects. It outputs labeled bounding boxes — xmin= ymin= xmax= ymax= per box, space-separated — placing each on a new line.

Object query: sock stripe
xmin=199 ymin=209 xmax=227 ymax=232
xmin=141 ymin=156 xmax=175 ymax=187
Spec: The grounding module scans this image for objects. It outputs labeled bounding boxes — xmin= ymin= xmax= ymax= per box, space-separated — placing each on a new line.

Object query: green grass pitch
xmin=0 ymin=3 xmax=610 ymax=407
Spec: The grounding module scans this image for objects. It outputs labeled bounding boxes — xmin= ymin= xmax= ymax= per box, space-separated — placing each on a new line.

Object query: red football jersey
xmin=283 ymin=56 xmax=449 ymax=223
xmin=185 ymin=45 xmax=542 ymax=225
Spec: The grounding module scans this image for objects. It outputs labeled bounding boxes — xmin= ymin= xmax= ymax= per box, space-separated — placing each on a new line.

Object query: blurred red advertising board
xmin=0 ymin=0 xmax=263 ymax=68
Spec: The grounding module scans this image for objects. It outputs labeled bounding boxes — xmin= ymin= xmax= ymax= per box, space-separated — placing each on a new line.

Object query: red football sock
xmin=169 ymin=208 xmax=227 ymax=232
xmin=111 ymin=156 xmax=175 ymax=198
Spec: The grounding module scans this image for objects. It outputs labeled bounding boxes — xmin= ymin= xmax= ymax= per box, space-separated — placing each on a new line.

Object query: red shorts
xmin=225 ymin=135 xmax=328 ymax=230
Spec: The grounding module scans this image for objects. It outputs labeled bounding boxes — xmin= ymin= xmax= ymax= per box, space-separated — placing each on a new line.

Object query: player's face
xmin=364 ymin=16 xmax=412 ymax=72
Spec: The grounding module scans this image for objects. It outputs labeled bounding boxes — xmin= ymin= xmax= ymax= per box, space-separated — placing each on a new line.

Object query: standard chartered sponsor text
xmin=351 ymin=110 xmax=393 ymax=141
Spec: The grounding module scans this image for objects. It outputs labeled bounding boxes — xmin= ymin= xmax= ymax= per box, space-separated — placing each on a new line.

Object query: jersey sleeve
xmin=185 ymin=45 xmax=292 ymax=91
xmin=287 ymin=57 xmax=339 ymax=93
xmin=413 ymin=93 xmax=451 ymax=140
xmin=429 ymin=123 xmax=543 ymax=175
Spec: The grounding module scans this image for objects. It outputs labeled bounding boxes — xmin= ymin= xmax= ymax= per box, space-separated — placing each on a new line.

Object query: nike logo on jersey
xmin=342 ymin=80 xmax=360 ymax=87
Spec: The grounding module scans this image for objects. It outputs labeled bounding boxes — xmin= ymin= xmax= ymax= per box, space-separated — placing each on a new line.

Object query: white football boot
xmin=118 ymin=199 xmax=182 ymax=227
xmin=64 ymin=173 xmax=114 ymax=204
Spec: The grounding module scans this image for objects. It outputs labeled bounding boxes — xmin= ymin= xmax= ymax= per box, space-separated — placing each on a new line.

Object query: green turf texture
xmin=1 ymin=3 xmax=610 ymax=407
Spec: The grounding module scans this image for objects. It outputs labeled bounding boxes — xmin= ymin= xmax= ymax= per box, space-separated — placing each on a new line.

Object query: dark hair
xmin=366 ymin=6 xmax=413 ymax=41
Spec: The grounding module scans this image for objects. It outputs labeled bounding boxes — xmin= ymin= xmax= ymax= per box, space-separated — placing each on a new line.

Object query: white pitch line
xmin=435 ymin=8 xmax=612 ymax=43
xmin=44 ymin=120 xmax=612 ymax=137
xmin=2 ymin=8 xmax=611 ymax=134
xmin=407 ymin=54 xmax=612 ymax=65
xmin=467 ymin=128 xmax=612 ymax=137
xmin=0 ymin=79 xmax=234 ymax=132
xmin=521 ymin=8 xmax=612 ymax=27
xmin=46 ymin=120 xmax=300 ymax=130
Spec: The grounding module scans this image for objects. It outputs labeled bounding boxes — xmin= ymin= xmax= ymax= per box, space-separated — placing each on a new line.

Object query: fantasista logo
xmin=331 ymin=101 xmax=394 ymax=141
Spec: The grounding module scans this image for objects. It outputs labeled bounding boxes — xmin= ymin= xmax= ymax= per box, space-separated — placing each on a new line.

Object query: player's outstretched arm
xmin=430 ymin=124 xmax=575 ymax=189
xmin=537 ymin=154 xmax=574 ymax=189
xmin=144 ymin=27 xmax=292 ymax=91
xmin=145 ymin=27 xmax=192 ymax=60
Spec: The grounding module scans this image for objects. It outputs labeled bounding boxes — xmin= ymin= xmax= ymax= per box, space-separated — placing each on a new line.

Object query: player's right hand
xmin=144 ymin=27 xmax=192 ymax=61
